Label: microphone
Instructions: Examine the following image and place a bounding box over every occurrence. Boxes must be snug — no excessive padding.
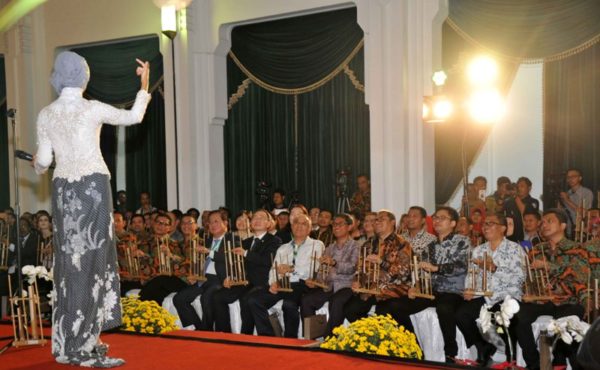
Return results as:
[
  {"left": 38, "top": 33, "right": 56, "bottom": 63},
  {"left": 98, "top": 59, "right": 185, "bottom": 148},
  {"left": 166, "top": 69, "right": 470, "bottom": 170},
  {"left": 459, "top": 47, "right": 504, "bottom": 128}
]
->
[
  {"left": 15, "top": 150, "right": 55, "bottom": 169},
  {"left": 15, "top": 150, "right": 33, "bottom": 162}
]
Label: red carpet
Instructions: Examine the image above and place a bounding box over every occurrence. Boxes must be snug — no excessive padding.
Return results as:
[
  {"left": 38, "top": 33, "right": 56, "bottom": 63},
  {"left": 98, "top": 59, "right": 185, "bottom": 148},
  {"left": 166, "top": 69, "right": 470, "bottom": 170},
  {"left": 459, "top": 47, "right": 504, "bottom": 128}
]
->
[{"left": 0, "top": 324, "right": 468, "bottom": 370}]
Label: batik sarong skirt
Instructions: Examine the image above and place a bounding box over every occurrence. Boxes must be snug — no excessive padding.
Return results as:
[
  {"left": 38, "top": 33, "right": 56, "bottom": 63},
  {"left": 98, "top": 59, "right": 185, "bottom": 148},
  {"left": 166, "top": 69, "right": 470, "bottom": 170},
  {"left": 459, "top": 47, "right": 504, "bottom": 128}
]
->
[{"left": 51, "top": 173, "right": 121, "bottom": 360}]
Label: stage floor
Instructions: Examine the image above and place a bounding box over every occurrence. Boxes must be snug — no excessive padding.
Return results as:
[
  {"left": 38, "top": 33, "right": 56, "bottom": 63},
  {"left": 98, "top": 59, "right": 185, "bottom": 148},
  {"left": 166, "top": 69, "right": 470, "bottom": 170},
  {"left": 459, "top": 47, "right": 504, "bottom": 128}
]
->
[{"left": 0, "top": 323, "right": 471, "bottom": 370}]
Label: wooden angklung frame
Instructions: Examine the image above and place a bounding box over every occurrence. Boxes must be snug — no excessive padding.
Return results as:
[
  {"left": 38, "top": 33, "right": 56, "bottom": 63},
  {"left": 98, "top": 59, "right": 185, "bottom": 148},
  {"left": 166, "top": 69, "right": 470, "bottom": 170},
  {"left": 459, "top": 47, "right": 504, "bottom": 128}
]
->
[
  {"left": 411, "top": 254, "right": 434, "bottom": 299},
  {"left": 155, "top": 235, "right": 172, "bottom": 276},
  {"left": 0, "top": 221, "right": 10, "bottom": 271},
  {"left": 464, "top": 250, "right": 493, "bottom": 297},
  {"left": 224, "top": 239, "right": 248, "bottom": 287},
  {"left": 8, "top": 275, "right": 47, "bottom": 348},
  {"left": 36, "top": 238, "right": 53, "bottom": 270},
  {"left": 121, "top": 240, "right": 142, "bottom": 281},
  {"left": 522, "top": 246, "right": 554, "bottom": 303},
  {"left": 187, "top": 234, "right": 207, "bottom": 282},
  {"left": 271, "top": 254, "right": 292, "bottom": 292},
  {"left": 307, "top": 244, "right": 328, "bottom": 289},
  {"left": 353, "top": 242, "right": 380, "bottom": 295}
]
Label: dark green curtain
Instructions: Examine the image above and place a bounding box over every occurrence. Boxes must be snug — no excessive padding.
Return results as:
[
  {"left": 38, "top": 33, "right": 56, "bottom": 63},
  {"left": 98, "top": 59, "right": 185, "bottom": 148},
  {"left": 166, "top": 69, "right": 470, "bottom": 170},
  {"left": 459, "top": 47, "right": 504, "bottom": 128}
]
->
[
  {"left": 0, "top": 56, "right": 8, "bottom": 209},
  {"left": 71, "top": 36, "right": 166, "bottom": 210},
  {"left": 543, "top": 42, "right": 600, "bottom": 208},
  {"left": 231, "top": 7, "right": 363, "bottom": 89},
  {"left": 125, "top": 88, "right": 167, "bottom": 211},
  {"left": 449, "top": 0, "right": 600, "bottom": 61},
  {"left": 435, "top": 22, "right": 519, "bottom": 205},
  {"left": 225, "top": 8, "right": 369, "bottom": 215}
]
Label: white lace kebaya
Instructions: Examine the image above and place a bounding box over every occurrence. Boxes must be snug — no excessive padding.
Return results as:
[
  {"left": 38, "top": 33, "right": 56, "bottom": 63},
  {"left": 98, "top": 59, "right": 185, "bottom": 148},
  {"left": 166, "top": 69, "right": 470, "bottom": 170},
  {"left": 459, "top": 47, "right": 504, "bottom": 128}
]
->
[{"left": 35, "top": 87, "right": 151, "bottom": 182}]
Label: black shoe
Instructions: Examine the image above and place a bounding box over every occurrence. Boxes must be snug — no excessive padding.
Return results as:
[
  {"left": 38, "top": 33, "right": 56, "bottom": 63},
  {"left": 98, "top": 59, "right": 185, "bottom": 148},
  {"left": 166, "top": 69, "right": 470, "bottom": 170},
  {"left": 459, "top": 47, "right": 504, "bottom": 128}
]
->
[{"left": 476, "top": 342, "right": 496, "bottom": 366}]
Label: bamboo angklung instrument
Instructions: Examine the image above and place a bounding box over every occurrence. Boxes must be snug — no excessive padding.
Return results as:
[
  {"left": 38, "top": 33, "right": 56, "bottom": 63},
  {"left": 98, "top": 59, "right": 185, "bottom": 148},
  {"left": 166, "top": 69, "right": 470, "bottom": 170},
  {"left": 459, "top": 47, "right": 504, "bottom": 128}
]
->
[
  {"left": 224, "top": 238, "right": 248, "bottom": 286},
  {"left": 272, "top": 254, "right": 292, "bottom": 292},
  {"left": 353, "top": 239, "right": 381, "bottom": 295},
  {"left": 522, "top": 246, "right": 554, "bottom": 303},
  {"left": 8, "top": 275, "right": 47, "bottom": 347},
  {"left": 0, "top": 221, "right": 10, "bottom": 270},
  {"left": 188, "top": 236, "right": 207, "bottom": 282},
  {"left": 156, "top": 235, "right": 172, "bottom": 275},
  {"left": 123, "top": 240, "right": 141, "bottom": 280},
  {"left": 411, "top": 254, "right": 434, "bottom": 299},
  {"left": 37, "top": 238, "right": 53, "bottom": 270},
  {"left": 307, "top": 243, "right": 329, "bottom": 289},
  {"left": 464, "top": 249, "right": 493, "bottom": 297}
]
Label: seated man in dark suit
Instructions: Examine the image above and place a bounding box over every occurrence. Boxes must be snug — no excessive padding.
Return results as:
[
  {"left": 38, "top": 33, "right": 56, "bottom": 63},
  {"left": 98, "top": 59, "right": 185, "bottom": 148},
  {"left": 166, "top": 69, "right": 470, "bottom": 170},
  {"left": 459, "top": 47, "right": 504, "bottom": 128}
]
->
[{"left": 213, "top": 209, "right": 282, "bottom": 334}]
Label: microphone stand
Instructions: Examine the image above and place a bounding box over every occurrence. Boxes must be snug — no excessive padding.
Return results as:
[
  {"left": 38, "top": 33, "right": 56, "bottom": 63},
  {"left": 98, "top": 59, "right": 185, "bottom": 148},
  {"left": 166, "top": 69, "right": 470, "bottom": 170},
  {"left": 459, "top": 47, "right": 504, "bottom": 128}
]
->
[{"left": 8, "top": 108, "right": 23, "bottom": 300}]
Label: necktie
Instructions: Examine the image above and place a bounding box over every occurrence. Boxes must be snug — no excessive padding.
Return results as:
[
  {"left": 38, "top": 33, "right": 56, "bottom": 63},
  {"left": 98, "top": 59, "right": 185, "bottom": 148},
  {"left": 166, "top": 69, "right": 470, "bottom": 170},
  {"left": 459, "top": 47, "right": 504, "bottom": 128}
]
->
[{"left": 250, "top": 238, "right": 259, "bottom": 251}]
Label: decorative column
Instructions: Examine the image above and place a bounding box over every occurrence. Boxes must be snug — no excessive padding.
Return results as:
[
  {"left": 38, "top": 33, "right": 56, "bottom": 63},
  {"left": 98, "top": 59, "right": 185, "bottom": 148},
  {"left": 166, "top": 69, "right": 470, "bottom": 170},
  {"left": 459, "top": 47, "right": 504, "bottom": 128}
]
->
[{"left": 356, "top": 0, "right": 446, "bottom": 215}]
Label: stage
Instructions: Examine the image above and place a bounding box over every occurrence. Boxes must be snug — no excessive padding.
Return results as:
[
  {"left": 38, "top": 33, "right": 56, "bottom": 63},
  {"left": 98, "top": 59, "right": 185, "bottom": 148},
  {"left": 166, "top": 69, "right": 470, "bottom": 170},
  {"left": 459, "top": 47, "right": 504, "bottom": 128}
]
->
[{"left": 0, "top": 322, "right": 473, "bottom": 370}]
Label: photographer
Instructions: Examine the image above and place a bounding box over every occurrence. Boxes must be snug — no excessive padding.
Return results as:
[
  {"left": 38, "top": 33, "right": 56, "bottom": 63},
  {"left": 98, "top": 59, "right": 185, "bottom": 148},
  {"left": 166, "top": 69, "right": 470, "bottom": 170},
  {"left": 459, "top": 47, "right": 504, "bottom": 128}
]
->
[{"left": 349, "top": 174, "right": 371, "bottom": 217}]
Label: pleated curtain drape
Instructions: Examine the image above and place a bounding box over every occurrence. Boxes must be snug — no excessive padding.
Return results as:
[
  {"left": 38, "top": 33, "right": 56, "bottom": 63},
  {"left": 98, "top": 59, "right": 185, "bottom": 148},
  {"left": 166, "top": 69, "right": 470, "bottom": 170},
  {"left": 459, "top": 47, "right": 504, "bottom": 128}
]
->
[
  {"left": 437, "top": 0, "right": 600, "bottom": 207},
  {"left": 224, "top": 8, "right": 369, "bottom": 215},
  {"left": 72, "top": 36, "right": 167, "bottom": 211}
]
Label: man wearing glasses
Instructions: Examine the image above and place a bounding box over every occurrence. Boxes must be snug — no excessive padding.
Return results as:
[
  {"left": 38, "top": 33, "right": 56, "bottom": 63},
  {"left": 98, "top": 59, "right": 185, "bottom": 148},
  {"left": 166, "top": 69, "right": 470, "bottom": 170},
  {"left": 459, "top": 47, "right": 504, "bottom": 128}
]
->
[
  {"left": 456, "top": 213, "right": 526, "bottom": 366},
  {"left": 412, "top": 206, "right": 471, "bottom": 364},
  {"left": 344, "top": 210, "right": 411, "bottom": 324},
  {"left": 300, "top": 213, "right": 359, "bottom": 337}
]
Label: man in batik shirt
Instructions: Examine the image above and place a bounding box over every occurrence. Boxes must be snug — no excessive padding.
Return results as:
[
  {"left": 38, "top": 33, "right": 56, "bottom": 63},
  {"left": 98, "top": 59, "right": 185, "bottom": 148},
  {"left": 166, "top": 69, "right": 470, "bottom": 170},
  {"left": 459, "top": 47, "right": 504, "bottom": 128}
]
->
[
  {"left": 344, "top": 210, "right": 411, "bottom": 323},
  {"left": 401, "top": 206, "right": 437, "bottom": 257},
  {"left": 349, "top": 174, "right": 371, "bottom": 218},
  {"left": 456, "top": 213, "right": 526, "bottom": 366},
  {"left": 515, "top": 209, "right": 590, "bottom": 370}
]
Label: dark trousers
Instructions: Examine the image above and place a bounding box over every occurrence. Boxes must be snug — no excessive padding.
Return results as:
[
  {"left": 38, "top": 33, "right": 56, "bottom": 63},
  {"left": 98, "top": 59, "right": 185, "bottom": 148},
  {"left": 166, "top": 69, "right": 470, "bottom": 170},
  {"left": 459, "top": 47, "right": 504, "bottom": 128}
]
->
[
  {"left": 248, "top": 281, "right": 313, "bottom": 338},
  {"left": 515, "top": 302, "right": 584, "bottom": 369},
  {"left": 375, "top": 296, "right": 434, "bottom": 334},
  {"left": 456, "top": 298, "right": 516, "bottom": 360},
  {"left": 377, "top": 292, "right": 463, "bottom": 357},
  {"left": 173, "top": 274, "right": 221, "bottom": 330},
  {"left": 301, "top": 287, "right": 354, "bottom": 337},
  {"left": 139, "top": 275, "right": 187, "bottom": 304},
  {"left": 213, "top": 284, "right": 264, "bottom": 334},
  {"left": 344, "top": 294, "right": 376, "bottom": 323}
]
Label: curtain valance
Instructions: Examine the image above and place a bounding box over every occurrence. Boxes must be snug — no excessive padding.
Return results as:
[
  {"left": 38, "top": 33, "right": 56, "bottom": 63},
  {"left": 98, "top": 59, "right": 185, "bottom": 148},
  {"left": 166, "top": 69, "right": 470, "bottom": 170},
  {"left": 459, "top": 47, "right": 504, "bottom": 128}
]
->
[{"left": 448, "top": 0, "right": 600, "bottom": 63}]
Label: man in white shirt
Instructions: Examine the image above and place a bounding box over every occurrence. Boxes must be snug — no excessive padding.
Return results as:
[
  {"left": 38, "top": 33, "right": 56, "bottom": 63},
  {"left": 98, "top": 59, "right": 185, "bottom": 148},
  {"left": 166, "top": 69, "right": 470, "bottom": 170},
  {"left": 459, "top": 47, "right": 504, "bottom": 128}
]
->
[{"left": 248, "top": 214, "right": 324, "bottom": 337}]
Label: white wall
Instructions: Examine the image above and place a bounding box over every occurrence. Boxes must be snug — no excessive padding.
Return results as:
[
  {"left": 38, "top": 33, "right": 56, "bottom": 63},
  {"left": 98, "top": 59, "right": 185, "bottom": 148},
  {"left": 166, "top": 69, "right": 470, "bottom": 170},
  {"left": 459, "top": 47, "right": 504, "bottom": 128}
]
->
[
  {"left": 1, "top": 0, "right": 165, "bottom": 213},
  {"left": 448, "top": 63, "right": 544, "bottom": 209}
]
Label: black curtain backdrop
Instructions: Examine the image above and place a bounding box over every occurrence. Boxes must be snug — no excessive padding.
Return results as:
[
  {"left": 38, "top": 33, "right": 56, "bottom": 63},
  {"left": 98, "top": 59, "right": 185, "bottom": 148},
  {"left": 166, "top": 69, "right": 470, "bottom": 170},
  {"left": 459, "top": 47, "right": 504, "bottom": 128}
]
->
[
  {"left": 72, "top": 36, "right": 166, "bottom": 211},
  {"left": 543, "top": 42, "right": 600, "bottom": 208},
  {"left": 0, "top": 56, "right": 8, "bottom": 210},
  {"left": 225, "top": 8, "right": 369, "bottom": 215},
  {"left": 435, "top": 22, "right": 518, "bottom": 205}
]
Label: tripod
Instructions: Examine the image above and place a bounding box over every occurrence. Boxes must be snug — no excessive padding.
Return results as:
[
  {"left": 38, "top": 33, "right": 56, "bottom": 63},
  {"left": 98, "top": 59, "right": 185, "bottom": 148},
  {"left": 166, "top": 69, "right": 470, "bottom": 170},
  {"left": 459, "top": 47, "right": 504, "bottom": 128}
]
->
[{"left": 336, "top": 193, "right": 351, "bottom": 214}]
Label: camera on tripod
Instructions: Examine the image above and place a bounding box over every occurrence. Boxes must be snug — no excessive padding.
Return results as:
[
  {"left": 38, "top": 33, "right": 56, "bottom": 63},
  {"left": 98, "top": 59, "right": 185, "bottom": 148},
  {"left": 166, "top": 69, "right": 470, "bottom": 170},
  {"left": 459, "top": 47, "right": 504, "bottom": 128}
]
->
[
  {"left": 336, "top": 168, "right": 350, "bottom": 198},
  {"left": 335, "top": 168, "right": 351, "bottom": 213},
  {"left": 256, "top": 180, "right": 271, "bottom": 209}
]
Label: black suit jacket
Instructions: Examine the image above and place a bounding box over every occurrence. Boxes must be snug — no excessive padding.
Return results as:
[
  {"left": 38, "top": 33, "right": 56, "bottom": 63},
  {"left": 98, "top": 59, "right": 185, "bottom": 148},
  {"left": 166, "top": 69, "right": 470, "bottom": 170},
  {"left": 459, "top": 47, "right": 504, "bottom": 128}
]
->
[
  {"left": 242, "top": 233, "right": 282, "bottom": 287},
  {"left": 8, "top": 231, "right": 39, "bottom": 267}
]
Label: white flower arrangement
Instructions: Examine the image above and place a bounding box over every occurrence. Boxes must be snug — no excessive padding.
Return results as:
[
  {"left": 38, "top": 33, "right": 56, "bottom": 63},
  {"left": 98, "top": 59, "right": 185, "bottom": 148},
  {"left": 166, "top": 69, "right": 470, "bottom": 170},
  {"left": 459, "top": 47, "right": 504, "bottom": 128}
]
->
[
  {"left": 478, "top": 295, "right": 520, "bottom": 335},
  {"left": 477, "top": 295, "right": 521, "bottom": 365},
  {"left": 21, "top": 264, "right": 55, "bottom": 304},
  {"left": 546, "top": 315, "right": 589, "bottom": 345},
  {"left": 21, "top": 265, "right": 53, "bottom": 284}
]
